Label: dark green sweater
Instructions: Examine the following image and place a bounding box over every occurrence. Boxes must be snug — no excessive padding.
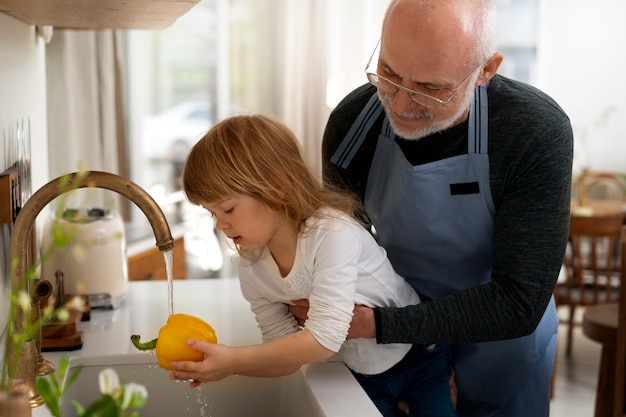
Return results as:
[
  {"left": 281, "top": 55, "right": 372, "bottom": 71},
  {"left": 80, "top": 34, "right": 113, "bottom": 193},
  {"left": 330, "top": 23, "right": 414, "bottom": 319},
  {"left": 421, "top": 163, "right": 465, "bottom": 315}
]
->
[{"left": 322, "top": 75, "right": 573, "bottom": 345}]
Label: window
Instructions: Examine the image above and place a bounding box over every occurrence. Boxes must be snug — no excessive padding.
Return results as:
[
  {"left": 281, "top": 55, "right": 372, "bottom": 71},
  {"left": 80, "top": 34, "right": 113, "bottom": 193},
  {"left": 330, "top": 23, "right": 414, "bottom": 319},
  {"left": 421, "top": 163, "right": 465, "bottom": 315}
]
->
[{"left": 122, "top": 0, "right": 534, "bottom": 277}]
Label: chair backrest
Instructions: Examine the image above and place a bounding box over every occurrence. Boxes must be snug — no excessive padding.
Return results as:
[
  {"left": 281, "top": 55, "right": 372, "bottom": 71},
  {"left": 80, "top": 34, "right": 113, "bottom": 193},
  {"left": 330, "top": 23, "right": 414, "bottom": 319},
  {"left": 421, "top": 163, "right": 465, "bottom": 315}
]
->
[
  {"left": 561, "top": 214, "right": 625, "bottom": 307},
  {"left": 587, "top": 173, "right": 626, "bottom": 201},
  {"left": 613, "top": 225, "right": 626, "bottom": 417},
  {"left": 573, "top": 171, "right": 626, "bottom": 204}
]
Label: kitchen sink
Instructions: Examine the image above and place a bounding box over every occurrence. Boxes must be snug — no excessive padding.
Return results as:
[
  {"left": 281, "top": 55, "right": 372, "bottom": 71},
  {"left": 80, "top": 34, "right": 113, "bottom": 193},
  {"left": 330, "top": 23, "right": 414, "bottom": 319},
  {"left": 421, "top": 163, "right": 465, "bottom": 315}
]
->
[{"left": 61, "top": 353, "right": 382, "bottom": 417}]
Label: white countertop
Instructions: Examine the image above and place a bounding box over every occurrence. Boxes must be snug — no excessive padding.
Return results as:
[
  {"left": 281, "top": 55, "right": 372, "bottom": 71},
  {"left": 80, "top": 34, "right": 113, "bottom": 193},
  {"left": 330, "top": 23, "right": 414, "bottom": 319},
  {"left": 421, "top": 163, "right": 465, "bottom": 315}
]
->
[
  {"left": 43, "top": 277, "right": 262, "bottom": 360},
  {"left": 34, "top": 278, "right": 262, "bottom": 416}
]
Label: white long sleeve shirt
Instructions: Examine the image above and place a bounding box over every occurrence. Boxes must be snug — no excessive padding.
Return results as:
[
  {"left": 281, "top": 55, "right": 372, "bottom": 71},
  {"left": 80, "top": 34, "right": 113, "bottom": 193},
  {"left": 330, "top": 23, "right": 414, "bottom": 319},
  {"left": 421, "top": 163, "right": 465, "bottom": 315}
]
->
[{"left": 238, "top": 209, "right": 420, "bottom": 375}]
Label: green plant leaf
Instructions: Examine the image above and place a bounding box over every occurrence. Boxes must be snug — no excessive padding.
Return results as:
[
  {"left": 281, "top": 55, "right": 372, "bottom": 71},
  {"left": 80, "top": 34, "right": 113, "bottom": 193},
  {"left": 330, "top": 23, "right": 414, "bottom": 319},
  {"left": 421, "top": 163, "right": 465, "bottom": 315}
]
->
[
  {"left": 71, "top": 399, "right": 86, "bottom": 415},
  {"left": 66, "top": 365, "right": 84, "bottom": 388},
  {"left": 37, "top": 355, "right": 85, "bottom": 417},
  {"left": 79, "top": 395, "right": 120, "bottom": 417},
  {"left": 36, "top": 377, "right": 61, "bottom": 417},
  {"left": 49, "top": 356, "right": 68, "bottom": 393}
]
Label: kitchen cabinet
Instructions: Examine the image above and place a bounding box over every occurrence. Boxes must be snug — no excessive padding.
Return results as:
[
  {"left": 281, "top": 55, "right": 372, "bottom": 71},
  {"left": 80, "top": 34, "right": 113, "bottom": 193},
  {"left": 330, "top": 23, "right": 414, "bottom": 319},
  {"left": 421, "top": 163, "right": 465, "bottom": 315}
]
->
[
  {"left": 0, "top": 0, "right": 199, "bottom": 30},
  {"left": 127, "top": 235, "right": 186, "bottom": 281}
]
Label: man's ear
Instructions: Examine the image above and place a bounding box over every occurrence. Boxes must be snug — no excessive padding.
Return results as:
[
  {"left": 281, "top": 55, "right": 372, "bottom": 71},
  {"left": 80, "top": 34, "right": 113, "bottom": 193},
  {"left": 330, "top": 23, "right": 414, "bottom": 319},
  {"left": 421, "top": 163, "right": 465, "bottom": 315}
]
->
[{"left": 477, "top": 52, "right": 504, "bottom": 85}]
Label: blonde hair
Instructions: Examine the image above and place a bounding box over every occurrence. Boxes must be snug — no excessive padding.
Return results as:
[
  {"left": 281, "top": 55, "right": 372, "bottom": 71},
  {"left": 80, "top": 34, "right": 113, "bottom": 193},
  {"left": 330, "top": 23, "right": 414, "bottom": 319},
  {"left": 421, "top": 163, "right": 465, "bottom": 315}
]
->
[{"left": 182, "top": 114, "right": 365, "bottom": 233}]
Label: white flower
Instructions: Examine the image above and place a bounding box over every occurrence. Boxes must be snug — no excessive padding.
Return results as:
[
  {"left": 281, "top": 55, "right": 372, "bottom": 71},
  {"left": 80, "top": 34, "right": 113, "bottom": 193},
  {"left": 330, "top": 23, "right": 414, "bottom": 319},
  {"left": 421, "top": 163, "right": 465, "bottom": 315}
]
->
[
  {"left": 120, "top": 382, "right": 148, "bottom": 410},
  {"left": 98, "top": 368, "right": 120, "bottom": 396},
  {"left": 64, "top": 295, "right": 87, "bottom": 312},
  {"left": 56, "top": 308, "right": 69, "bottom": 322},
  {"left": 17, "top": 290, "right": 31, "bottom": 311},
  {"left": 43, "top": 296, "right": 57, "bottom": 316},
  {"left": 96, "top": 368, "right": 147, "bottom": 412}
]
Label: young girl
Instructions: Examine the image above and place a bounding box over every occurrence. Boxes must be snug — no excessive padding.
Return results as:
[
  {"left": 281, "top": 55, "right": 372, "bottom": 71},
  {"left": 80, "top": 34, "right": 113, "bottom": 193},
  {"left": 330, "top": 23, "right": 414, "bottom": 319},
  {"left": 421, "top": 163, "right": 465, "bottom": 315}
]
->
[{"left": 173, "top": 114, "right": 456, "bottom": 417}]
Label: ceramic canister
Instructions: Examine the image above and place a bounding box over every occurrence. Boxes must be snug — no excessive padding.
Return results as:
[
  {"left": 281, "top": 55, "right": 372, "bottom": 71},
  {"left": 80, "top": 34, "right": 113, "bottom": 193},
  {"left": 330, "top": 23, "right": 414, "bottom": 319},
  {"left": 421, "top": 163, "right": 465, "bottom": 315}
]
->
[{"left": 40, "top": 208, "right": 128, "bottom": 309}]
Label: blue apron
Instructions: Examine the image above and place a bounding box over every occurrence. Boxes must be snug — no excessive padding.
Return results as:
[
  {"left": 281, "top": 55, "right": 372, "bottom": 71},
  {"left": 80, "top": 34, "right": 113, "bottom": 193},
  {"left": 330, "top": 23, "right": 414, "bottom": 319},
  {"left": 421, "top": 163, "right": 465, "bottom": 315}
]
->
[{"left": 331, "top": 86, "right": 558, "bottom": 417}]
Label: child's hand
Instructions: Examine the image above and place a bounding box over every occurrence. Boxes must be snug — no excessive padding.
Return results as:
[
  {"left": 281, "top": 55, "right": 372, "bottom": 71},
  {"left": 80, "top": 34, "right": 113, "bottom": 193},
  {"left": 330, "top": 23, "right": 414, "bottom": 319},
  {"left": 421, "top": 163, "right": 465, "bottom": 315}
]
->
[{"left": 168, "top": 338, "right": 235, "bottom": 387}]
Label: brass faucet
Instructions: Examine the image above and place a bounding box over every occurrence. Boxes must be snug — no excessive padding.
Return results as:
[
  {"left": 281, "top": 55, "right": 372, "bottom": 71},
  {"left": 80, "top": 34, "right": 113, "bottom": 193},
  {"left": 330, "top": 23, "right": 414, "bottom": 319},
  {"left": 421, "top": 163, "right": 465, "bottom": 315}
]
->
[{"left": 8, "top": 171, "right": 175, "bottom": 407}]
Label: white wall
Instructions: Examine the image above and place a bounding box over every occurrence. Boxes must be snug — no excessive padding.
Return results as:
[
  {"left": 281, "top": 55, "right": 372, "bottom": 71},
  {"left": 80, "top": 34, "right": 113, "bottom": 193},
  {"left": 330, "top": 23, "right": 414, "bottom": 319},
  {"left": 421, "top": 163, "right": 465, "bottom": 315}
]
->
[
  {"left": 536, "top": 0, "right": 626, "bottom": 175},
  {"left": 0, "top": 14, "right": 49, "bottom": 190},
  {"left": 0, "top": 13, "right": 49, "bottom": 354},
  {"left": 325, "top": 0, "right": 391, "bottom": 109}
]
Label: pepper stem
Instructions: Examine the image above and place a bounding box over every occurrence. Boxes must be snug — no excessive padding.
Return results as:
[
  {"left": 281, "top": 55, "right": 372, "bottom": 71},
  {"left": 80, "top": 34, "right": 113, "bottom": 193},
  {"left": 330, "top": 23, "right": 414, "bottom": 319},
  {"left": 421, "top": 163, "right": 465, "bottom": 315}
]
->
[{"left": 130, "top": 334, "right": 158, "bottom": 351}]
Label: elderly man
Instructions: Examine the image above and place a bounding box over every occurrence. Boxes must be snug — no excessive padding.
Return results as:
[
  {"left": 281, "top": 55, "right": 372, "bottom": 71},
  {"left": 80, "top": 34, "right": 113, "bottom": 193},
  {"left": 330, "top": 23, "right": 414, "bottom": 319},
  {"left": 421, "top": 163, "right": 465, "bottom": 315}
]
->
[{"left": 295, "top": 0, "right": 573, "bottom": 416}]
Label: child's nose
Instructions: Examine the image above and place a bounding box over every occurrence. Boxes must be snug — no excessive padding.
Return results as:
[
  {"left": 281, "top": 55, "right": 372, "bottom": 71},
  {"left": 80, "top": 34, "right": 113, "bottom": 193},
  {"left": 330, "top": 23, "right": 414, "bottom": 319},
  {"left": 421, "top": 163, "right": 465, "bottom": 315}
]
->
[{"left": 215, "top": 218, "right": 228, "bottom": 231}]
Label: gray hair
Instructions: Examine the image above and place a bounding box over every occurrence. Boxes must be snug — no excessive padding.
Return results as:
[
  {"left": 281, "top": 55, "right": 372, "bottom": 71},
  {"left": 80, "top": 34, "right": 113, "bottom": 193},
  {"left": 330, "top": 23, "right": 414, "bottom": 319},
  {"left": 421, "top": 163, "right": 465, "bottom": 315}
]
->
[{"left": 473, "top": 0, "right": 498, "bottom": 66}]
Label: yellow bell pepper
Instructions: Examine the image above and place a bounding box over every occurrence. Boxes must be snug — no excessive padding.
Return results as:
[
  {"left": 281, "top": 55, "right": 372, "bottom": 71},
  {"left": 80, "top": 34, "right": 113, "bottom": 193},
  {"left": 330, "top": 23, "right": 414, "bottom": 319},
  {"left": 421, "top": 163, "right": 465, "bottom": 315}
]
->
[{"left": 130, "top": 313, "right": 217, "bottom": 370}]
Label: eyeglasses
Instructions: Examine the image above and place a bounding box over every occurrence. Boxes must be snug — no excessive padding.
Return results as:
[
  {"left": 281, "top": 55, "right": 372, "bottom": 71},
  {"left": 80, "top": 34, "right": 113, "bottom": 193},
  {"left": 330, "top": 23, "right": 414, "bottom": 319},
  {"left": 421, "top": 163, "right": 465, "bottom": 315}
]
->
[{"left": 365, "top": 39, "right": 482, "bottom": 108}]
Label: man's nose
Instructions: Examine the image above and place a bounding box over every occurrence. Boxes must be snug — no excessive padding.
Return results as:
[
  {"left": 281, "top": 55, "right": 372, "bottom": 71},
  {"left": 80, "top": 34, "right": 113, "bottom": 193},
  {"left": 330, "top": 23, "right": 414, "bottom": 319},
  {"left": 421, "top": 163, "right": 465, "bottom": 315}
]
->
[{"left": 390, "top": 88, "right": 418, "bottom": 113}]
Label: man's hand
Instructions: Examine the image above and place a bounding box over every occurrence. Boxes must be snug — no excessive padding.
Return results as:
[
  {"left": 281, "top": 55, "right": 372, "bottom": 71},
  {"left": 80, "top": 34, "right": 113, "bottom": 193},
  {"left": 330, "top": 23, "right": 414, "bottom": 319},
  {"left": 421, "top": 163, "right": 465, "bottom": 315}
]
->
[
  {"left": 288, "top": 300, "right": 377, "bottom": 339},
  {"left": 289, "top": 299, "right": 309, "bottom": 326},
  {"left": 348, "top": 304, "right": 376, "bottom": 339}
]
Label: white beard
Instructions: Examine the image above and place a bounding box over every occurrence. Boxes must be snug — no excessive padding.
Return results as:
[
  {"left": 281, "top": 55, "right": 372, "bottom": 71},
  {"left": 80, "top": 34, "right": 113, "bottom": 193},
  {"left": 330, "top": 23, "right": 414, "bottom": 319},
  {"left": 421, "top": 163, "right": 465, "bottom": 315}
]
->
[{"left": 380, "top": 75, "right": 479, "bottom": 141}]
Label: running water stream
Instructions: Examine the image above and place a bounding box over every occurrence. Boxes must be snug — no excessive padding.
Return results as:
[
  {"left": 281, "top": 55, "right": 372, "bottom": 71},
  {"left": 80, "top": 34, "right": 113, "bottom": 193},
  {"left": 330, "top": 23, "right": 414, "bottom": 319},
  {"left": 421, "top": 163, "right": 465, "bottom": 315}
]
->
[{"left": 164, "top": 249, "right": 175, "bottom": 316}]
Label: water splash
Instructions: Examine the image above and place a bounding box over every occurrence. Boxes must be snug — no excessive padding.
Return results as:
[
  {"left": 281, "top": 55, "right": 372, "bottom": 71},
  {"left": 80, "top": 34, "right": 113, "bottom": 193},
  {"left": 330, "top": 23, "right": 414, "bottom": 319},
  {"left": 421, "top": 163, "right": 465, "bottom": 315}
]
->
[{"left": 195, "top": 385, "right": 212, "bottom": 417}]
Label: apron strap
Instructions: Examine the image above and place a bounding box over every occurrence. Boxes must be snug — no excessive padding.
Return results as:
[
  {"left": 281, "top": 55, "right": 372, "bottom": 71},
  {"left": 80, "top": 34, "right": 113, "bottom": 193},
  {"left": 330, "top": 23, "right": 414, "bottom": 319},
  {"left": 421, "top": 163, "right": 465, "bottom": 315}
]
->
[
  {"left": 331, "top": 93, "right": 383, "bottom": 169},
  {"left": 382, "top": 115, "right": 394, "bottom": 139},
  {"left": 468, "top": 83, "right": 488, "bottom": 155}
]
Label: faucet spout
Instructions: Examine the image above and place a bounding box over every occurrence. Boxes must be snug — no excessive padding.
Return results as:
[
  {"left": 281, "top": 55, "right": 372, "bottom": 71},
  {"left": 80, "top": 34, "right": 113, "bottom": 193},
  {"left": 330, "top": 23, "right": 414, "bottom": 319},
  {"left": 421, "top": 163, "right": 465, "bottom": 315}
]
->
[{"left": 8, "top": 170, "right": 175, "bottom": 407}]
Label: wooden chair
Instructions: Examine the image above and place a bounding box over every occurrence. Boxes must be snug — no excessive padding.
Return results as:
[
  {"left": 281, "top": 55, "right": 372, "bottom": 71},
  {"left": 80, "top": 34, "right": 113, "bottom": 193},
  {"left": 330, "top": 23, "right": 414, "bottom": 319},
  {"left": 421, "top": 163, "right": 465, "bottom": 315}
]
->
[
  {"left": 555, "top": 213, "right": 624, "bottom": 356},
  {"left": 582, "top": 225, "right": 626, "bottom": 417}
]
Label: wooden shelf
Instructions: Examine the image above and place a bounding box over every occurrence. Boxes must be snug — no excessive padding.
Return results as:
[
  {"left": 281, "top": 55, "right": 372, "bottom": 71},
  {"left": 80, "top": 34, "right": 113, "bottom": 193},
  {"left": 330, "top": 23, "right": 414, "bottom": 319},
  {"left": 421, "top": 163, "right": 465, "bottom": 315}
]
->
[
  {"left": 0, "top": 165, "right": 18, "bottom": 224},
  {"left": 0, "top": 0, "right": 200, "bottom": 30}
]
